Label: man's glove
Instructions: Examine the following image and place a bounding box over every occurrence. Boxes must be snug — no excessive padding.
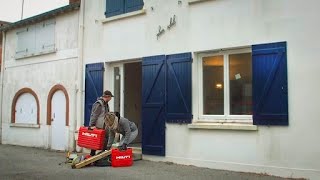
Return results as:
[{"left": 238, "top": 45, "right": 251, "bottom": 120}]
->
[
  {"left": 88, "top": 126, "right": 96, "bottom": 130},
  {"left": 119, "top": 143, "right": 127, "bottom": 151}
]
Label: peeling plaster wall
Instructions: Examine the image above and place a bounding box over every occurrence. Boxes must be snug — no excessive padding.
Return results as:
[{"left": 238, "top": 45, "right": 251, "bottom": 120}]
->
[{"left": 1, "top": 11, "right": 79, "bottom": 150}]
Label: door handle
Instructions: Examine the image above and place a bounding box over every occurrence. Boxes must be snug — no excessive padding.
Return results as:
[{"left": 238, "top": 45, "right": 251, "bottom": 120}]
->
[{"left": 52, "top": 113, "right": 55, "bottom": 121}]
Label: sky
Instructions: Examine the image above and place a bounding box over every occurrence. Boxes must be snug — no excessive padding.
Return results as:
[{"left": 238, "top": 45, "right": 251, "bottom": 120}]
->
[{"left": 0, "top": 0, "right": 69, "bottom": 22}]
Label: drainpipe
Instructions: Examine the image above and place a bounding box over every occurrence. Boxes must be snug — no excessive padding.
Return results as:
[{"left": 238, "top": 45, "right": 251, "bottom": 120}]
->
[
  {"left": 0, "top": 31, "right": 6, "bottom": 144},
  {"left": 74, "top": 0, "right": 85, "bottom": 152}
]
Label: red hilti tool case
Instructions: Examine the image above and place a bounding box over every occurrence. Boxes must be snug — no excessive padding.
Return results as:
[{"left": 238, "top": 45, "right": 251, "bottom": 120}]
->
[
  {"left": 111, "top": 148, "right": 133, "bottom": 167},
  {"left": 77, "top": 126, "right": 106, "bottom": 150}
]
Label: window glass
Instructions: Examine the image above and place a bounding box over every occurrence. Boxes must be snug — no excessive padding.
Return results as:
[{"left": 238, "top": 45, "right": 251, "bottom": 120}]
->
[
  {"left": 203, "top": 55, "right": 224, "bottom": 115},
  {"left": 229, "top": 53, "right": 252, "bottom": 115},
  {"left": 201, "top": 51, "right": 252, "bottom": 118}
]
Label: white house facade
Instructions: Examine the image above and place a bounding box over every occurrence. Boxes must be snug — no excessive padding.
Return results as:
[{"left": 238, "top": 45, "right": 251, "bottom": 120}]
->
[
  {"left": 79, "top": 0, "right": 320, "bottom": 179},
  {"left": 0, "top": 3, "right": 81, "bottom": 151}
]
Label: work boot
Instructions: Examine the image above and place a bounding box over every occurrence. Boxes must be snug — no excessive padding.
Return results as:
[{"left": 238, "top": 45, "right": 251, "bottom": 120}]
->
[{"left": 90, "top": 150, "right": 96, "bottom": 156}]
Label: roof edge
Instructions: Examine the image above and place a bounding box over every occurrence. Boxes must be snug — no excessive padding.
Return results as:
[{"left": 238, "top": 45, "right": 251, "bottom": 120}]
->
[
  {"left": 0, "top": 2, "right": 80, "bottom": 32},
  {"left": 0, "top": 20, "right": 11, "bottom": 24}
]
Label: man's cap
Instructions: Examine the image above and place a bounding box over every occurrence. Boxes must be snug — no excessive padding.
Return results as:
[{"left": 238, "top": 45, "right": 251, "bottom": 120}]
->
[{"left": 103, "top": 90, "right": 114, "bottom": 97}]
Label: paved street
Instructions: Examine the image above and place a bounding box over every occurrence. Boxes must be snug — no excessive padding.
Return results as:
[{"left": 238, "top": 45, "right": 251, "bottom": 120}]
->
[{"left": 0, "top": 144, "right": 301, "bottom": 180}]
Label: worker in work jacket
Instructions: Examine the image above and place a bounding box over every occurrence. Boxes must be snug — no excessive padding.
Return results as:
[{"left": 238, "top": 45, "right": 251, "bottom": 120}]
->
[
  {"left": 88, "top": 90, "right": 114, "bottom": 156},
  {"left": 104, "top": 112, "right": 138, "bottom": 151}
]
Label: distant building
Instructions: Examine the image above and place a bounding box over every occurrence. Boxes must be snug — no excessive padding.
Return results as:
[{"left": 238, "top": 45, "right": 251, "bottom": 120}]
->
[{"left": 0, "top": 2, "right": 80, "bottom": 151}]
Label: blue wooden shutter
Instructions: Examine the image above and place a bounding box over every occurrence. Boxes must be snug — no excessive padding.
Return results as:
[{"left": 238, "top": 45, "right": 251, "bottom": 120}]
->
[
  {"left": 142, "top": 55, "right": 166, "bottom": 156},
  {"left": 105, "top": 0, "right": 125, "bottom": 18},
  {"left": 84, "top": 63, "right": 104, "bottom": 126},
  {"left": 125, "top": 0, "right": 144, "bottom": 13},
  {"left": 166, "top": 52, "right": 192, "bottom": 123},
  {"left": 252, "top": 42, "right": 288, "bottom": 126}
]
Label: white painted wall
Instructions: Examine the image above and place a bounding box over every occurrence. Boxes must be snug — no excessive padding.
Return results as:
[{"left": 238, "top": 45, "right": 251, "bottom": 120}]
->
[
  {"left": 82, "top": 0, "right": 320, "bottom": 179},
  {"left": 1, "top": 11, "right": 79, "bottom": 150}
]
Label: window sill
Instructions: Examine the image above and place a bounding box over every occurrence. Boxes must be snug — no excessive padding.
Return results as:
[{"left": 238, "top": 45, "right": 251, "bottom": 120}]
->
[
  {"left": 101, "top": 9, "right": 146, "bottom": 24},
  {"left": 188, "top": 123, "right": 258, "bottom": 131},
  {"left": 10, "top": 123, "right": 40, "bottom": 128},
  {"left": 15, "top": 49, "right": 56, "bottom": 60},
  {"left": 188, "top": 0, "right": 215, "bottom": 5}
]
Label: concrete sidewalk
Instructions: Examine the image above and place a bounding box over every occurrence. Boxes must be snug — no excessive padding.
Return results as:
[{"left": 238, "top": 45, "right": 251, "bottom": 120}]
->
[{"left": 0, "top": 144, "right": 302, "bottom": 180}]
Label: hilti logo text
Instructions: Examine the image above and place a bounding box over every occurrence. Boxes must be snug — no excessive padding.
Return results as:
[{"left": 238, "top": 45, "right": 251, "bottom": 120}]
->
[
  {"left": 82, "top": 132, "right": 97, "bottom": 138},
  {"left": 115, "top": 155, "right": 131, "bottom": 160}
]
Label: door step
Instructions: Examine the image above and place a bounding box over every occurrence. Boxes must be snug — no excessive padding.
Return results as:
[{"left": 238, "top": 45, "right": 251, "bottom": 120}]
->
[{"left": 130, "top": 146, "right": 142, "bottom": 161}]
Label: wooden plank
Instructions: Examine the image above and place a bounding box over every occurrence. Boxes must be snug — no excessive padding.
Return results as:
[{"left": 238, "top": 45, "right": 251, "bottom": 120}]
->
[{"left": 72, "top": 150, "right": 111, "bottom": 169}]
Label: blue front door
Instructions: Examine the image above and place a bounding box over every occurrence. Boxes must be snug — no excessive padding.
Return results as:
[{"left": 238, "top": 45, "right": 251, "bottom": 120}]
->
[
  {"left": 84, "top": 63, "right": 104, "bottom": 126},
  {"left": 142, "top": 55, "right": 166, "bottom": 156},
  {"left": 142, "top": 53, "right": 192, "bottom": 156}
]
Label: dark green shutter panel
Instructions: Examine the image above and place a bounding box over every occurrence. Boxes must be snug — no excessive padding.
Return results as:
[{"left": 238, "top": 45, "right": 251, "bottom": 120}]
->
[
  {"left": 252, "top": 42, "right": 288, "bottom": 126},
  {"left": 125, "top": 0, "right": 144, "bottom": 13},
  {"left": 105, "top": 0, "right": 125, "bottom": 17}
]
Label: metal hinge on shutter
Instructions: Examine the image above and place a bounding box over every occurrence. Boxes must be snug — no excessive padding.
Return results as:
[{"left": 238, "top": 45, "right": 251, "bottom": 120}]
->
[
  {"left": 16, "top": 48, "right": 27, "bottom": 54},
  {"left": 45, "top": 20, "right": 56, "bottom": 26},
  {"left": 16, "top": 27, "right": 28, "bottom": 34}
]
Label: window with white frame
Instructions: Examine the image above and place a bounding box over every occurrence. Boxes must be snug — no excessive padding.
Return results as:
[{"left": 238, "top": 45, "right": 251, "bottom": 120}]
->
[{"left": 199, "top": 49, "right": 252, "bottom": 121}]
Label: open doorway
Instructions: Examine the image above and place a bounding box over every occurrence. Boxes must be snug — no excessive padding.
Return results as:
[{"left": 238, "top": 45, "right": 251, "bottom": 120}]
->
[{"left": 124, "top": 62, "right": 142, "bottom": 145}]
